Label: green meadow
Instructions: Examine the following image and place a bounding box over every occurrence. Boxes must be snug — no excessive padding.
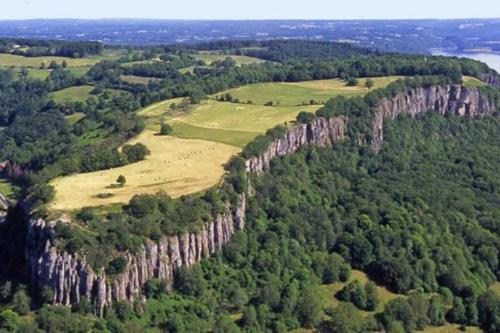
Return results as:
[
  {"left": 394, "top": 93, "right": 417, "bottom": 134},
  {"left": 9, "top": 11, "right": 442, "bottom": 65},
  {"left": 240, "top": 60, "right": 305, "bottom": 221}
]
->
[
  {"left": 218, "top": 76, "right": 401, "bottom": 106},
  {"left": 0, "top": 53, "right": 99, "bottom": 68}
]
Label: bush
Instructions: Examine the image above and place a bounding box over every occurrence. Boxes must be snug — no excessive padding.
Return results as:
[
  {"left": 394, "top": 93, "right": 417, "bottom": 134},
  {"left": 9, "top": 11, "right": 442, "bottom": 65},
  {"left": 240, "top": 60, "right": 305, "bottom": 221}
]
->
[
  {"left": 346, "top": 77, "right": 359, "bottom": 86},
  {"left": 296, "top": 111, "right": 315, "bottom": 124},
  {"left": 106, "top": 256, "right": 128, "bottom": 275},
  {"left": 160, "top": 123, "right": 173, "bottom": 135}
]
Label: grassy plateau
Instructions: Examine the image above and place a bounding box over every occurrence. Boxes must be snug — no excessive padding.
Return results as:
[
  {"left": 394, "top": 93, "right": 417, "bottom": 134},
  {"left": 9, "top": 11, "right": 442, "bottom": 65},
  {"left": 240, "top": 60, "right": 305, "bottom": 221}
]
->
[{"left": 51, "top": 77, "right": 397, "bottom": 210}]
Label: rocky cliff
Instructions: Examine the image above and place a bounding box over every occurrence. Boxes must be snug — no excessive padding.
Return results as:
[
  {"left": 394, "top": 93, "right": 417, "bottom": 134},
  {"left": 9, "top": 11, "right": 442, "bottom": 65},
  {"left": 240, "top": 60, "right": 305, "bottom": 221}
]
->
[
  {"left": 372, "top": 85, "right": 496, "bottom": 150},
  {"left": 246, "top": 116, "right": 347, "bottom": 174},
  {"left": 481, "top": 74, "right": 500, "bottom": 88},
  {"left": 23, "top": 84, "right": 496, "bottom": 314},
  {"left": 0, "top": 192, "right": 9, "bottom": 224},
  {"left": 26, "top": 193, "right": 246, "bottom": 315}
]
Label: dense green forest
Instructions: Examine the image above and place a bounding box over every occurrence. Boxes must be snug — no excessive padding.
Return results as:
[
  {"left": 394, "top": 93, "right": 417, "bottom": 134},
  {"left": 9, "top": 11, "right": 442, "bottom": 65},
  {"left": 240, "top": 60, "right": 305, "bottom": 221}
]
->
[{"left": 2, "top": 107, "right": 500, "bottom": 332}]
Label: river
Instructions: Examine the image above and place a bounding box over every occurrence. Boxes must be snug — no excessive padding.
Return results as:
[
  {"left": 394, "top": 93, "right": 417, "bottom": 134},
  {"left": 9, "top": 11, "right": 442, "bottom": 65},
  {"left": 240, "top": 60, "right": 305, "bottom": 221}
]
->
[{"left": 432, "top": 51, "right": 500, "bottom": 73}]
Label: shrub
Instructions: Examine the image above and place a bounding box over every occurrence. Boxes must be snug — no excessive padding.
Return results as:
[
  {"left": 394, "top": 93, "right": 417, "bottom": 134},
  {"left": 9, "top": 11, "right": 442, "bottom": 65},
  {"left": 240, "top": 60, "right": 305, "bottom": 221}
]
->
[
  {"left": 160, "top": 123, "right": 173, "bottom": 135},
  {"left": 106, "top": 256, "right": 128, "bottom": 275}
]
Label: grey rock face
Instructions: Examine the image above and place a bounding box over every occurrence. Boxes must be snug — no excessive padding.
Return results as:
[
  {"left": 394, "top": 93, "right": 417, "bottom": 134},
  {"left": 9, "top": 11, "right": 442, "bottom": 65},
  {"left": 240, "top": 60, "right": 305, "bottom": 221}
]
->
[
  {"left": 0, "top": 192, "right": 9, "bottom": 211},
  {"left": 481, "top": 74, "right": 500, "bottom": 88},
  {"left": 246, "top": 116, "right": 347, "bottom": 174},
  {"left": 372, "top": 85, "right": 496, "bottom": 150},
  {"left": 26, "top": 194, "right": 246, "bottom": 315},
  {"left": 0, "top": 192, "right": 9, "bottom": 224}
]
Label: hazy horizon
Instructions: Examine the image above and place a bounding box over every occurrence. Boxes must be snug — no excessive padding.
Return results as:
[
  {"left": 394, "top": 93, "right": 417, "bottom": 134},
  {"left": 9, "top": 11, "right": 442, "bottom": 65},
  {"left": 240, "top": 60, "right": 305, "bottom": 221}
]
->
[{"left": 2, "top": 0, "right": 500, "bottom": 20}]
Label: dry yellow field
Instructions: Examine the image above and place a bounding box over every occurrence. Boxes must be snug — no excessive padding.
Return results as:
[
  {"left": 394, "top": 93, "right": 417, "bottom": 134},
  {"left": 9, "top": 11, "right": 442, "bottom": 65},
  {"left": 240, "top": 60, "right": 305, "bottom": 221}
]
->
[{"left": 50, "top": 130, "right": 239, "bottom": 210}]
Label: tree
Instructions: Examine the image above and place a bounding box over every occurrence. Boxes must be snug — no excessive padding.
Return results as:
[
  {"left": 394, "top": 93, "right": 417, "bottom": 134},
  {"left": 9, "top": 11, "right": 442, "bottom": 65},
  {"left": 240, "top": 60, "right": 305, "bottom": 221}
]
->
[
  {"left": 48, "top": 60, "right": 58, "bottom": 69},
  {"left": 175, "top": 265, "right": 207, "bottom": 297},
  {"left": 296, "top": 287, "right": 322, "bottom": 328},
  {"left": 477, "top": 293, "right": 500, "bottom": 332},
  {"left": 346, "top": 77, "right": 359, "bottom": 86},
  {"left": 447, "top": 297, "right": 466, "bottom": 324},
  {"left": 365, "top": 78, "right": 375, "bottom": 89},
  {"left": 365, "top": 281, "right": 379, "bottom": 311},
  {"left": 321, "top": 303, "right": 364, "bottom": 333},
  {"left": 11, "top": 286, "right": 31, "bottom": 315},
  {"left": 0, "top": 310, "right": 21, "bottom": 331},
  {"left": 106, "top": 256, "right": 128, "bottom": 275},
  {"left": 160, "top": 123, "right": 173, "bottom": 136},
  {"left": 427, "top": 296, "right": 446, "bottom": 326},
  {"left": 381, "top": 298, "right": 416, "bottom": 333},
  {"left": 117, "top": 175, "right": 126, "bottom": 186},
  {"left": 337, "top": 280, "right": 367, "bottom": 310},
  {"left": 122, "top": 143, "right": 151, "bottom": 163},
  {"left": 62, "top": 60, "right": 68, "bottom": 68},
  {"left": 296, "top": 111, "right": 315, "bottom": 124}
]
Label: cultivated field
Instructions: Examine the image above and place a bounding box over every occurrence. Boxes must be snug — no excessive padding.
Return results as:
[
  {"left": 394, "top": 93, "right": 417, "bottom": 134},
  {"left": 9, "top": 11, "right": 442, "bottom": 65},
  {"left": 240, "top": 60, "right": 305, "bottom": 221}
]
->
[
  {"left": 51, "top": 130, "right": 240, "bottom": 210},
  {"left": 51, "top": 77, "right": 397, "bottom": 210}
]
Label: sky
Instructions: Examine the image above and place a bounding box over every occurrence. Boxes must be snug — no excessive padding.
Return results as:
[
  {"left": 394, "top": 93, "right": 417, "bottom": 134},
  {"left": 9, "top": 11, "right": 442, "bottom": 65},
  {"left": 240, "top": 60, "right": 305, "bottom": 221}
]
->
[{"left": 1, "top": 0, "right": 499, "bottom": 20}]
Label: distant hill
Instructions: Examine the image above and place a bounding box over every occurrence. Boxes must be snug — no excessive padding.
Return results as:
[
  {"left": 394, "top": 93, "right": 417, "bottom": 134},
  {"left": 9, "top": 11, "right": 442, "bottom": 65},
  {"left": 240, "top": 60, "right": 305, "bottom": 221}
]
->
[{"left": 0, "top": 18, "right": 499, "bottom": 54}]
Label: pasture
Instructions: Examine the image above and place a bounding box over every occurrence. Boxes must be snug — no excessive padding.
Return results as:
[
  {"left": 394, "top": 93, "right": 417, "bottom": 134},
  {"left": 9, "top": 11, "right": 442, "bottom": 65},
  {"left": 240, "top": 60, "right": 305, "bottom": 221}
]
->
[
  {"left": 50, "top": 130, "right": 239, "bottom": 210},
  {"left": 171, "top": 100, "right": 318, "bottom": 133},
  {"left": 0, "top": 53, "right": 99, "bottom": 68},
  {"left": 50, "top": 85, "right": 129, "bottom": 104},
  {"left": 218, "top": 76, "right": 401, "bottom": 106},
  {"left": 49, "top": 85, "right": 95, "bottom": 103}
]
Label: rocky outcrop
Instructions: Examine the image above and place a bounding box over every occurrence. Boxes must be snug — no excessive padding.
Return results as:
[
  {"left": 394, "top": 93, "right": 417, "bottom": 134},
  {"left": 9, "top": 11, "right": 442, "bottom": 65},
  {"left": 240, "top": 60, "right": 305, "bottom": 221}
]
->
[
  {"left": 372, "top": 85, "right": 496, "bottom": 150},
  {"left": 481, "top": 74, "right": 500, "bottom": 88},
  {"left": 26, "top": 193, "right": 246, "bottom": 315},
  {"left": 0, "top": 192, "right": 9, "bottom": 224},
  {"left": 0, "top": 193, "right": 9, "bottom": 211},
  {"left": 246, "top": 116, "right": 347, "bottom": 174}
]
